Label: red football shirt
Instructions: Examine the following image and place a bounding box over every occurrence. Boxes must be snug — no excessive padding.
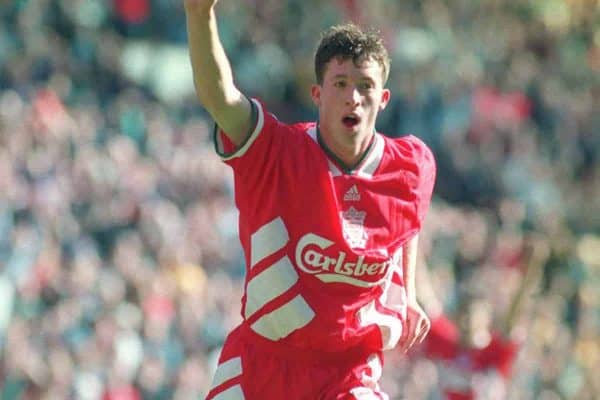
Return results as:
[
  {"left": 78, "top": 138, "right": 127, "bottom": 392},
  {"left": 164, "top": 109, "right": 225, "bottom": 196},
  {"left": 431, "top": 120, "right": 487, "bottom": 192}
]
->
[{"left": 214, "top": 99, "right": 436, "bottom": 355}]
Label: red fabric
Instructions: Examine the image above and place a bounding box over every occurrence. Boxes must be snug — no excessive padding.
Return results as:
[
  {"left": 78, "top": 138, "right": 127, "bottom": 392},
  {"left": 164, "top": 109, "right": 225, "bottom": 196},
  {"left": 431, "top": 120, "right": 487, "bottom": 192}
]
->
[
  {"left": 102, "top": 385, "right": 141, "bottom": 400},
  {"left": 214, "top": 98, "right": 436, "bottom": 354},
  {"left": 422, "top": 314, "right": 520, "bottom": 399},
  {"left": 423, "top": 314, "right": 460, "bottom": 360},
  {"left": 207, "top": 327, "right": 386, "bottom": 400},
  {"left": 113, "top": 0, "right": 150, "bottom": 24},
  {"left": 424, "top": 314, "right": 519, "bottom": 375},
  {"left": 471, "top": 333, "right": 519, "bottom": 378},
  {"left": 444, "top": 391, "right": 474, "bottom": 400},
  {"left": 210, "top": 98, "right": 436, "bottom": 397},
  {"left": 218, "top": 130, "right": 237, "bottom": 154}
]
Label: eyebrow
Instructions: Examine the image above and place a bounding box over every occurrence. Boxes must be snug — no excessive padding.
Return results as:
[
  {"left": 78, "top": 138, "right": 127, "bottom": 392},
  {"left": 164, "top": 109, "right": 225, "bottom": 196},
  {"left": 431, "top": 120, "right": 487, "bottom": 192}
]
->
[{"left": 331, "top": 74, "right": 376, "bottom": 83}]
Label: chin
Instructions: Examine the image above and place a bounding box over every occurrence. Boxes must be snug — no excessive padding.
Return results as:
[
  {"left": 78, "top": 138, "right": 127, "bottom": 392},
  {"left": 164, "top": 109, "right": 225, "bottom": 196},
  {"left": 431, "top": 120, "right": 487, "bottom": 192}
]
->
[
  {"left": 340, "top": 128, "right": 361, "bottom": 139},
  {"left": 352, "top": 125, "right": 370, "bottom": 138}
]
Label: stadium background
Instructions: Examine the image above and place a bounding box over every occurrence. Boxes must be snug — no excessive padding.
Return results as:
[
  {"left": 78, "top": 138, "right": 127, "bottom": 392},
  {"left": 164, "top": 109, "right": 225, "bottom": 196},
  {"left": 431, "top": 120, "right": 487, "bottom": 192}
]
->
[{"left": 0, "top": 0, "right": 598, "bottom": 399}]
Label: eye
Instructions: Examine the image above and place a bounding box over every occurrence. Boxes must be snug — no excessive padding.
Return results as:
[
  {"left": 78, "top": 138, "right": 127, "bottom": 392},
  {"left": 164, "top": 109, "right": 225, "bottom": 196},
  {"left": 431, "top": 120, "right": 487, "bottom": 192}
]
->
[
  {"left": 358, "top": 81, "right": 374, "bottom": 90},
  {"left": 334, "top": 80, "right": 347, "bottom": 88}
]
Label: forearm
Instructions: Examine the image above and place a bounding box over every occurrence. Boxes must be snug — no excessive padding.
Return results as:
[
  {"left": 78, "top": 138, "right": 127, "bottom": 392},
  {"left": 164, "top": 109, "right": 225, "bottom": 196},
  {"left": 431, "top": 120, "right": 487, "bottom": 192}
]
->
[
  {"left": 402, "top": 235, "right": 419, "bottom": 304},
  {"left": 415, "top": 257, "right": 443, "bottom": 317},
  {"left": 399, "top": 234, "right": 431, "bottom": 352},
  {"left": 185, "top": 4, "right": 250, "bottom": 143},
  {"left": 186, "top": 8, "right": 236, "bottom": 108}
]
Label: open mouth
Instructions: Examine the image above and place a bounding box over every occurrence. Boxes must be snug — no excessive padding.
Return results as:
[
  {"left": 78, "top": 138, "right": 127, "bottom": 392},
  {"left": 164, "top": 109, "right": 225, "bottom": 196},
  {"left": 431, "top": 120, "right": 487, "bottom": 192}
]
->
[{"left": 342, "top": 115, "right": 360, "bottom": 128}]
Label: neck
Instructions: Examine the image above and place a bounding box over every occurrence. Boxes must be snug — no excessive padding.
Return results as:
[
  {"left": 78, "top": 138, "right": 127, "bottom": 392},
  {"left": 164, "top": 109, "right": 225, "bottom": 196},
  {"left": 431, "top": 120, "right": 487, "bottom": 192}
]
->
[{"left": 317, "top": 126, "right": 374, "bottom": 171}]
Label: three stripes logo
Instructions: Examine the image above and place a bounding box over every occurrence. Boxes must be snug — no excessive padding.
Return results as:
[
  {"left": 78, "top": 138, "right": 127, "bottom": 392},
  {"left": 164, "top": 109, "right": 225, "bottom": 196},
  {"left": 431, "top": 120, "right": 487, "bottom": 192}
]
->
[{"left": 344, "top": 185, "right": 360, "bottom": 201}]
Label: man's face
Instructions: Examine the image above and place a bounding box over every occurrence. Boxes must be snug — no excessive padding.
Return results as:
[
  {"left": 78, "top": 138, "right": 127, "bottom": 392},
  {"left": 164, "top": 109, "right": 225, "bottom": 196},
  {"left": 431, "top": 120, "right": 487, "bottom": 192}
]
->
[{"left": 311, "top": 57, "right": 390, "bottom": 151}]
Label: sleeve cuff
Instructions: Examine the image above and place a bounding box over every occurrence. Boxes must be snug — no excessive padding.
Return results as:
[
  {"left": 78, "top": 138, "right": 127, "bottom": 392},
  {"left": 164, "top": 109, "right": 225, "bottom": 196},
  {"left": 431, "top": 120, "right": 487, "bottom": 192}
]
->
[{"left": 213, "top": 98, "right": 264, "bottom": 160}]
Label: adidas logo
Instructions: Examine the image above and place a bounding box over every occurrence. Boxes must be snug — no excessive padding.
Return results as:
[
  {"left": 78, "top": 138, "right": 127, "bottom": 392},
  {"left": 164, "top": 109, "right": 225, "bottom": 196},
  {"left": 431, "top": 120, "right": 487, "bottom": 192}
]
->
[{"left": 344, "top": 185, "right": 360, "bottom": 201}]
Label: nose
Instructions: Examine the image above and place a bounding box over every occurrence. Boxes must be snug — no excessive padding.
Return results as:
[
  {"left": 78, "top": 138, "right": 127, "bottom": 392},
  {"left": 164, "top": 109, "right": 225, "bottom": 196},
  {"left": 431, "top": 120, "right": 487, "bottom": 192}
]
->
[{"left": 345, "top": 87, "right": 361, "bottom": 106}]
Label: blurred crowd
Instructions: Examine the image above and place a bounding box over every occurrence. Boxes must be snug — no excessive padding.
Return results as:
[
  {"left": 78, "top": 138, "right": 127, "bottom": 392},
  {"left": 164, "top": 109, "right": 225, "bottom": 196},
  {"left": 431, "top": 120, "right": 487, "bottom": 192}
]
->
[{"left": 0, "top": 0, "right": 598, "bottom": 399}]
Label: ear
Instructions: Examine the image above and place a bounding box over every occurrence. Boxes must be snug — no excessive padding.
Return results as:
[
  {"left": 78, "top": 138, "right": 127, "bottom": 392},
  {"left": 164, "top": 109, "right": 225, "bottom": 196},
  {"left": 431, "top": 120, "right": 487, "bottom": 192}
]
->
[
  {"left": 379, "top": 88, "right": 391, "bottom": 111},
  {"left": 311, "top": 84, "right": 321, "bottom": 107}
]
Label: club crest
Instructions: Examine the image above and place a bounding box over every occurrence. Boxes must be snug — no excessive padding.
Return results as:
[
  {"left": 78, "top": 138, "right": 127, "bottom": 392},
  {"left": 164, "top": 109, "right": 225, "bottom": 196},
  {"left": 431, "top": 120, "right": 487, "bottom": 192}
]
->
[{"left": 341, "top": 207, "right": 368, "bottom": 248}]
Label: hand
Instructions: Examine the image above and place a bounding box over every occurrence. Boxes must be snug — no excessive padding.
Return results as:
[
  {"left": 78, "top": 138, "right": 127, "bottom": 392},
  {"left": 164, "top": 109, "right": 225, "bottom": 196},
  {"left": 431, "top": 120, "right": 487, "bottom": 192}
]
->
[
  {"left": 183, "top": 0, "right": 218, "bottom": 14},
  {"left": 398, "top": 300, "right": 430, "bottom": 353}
]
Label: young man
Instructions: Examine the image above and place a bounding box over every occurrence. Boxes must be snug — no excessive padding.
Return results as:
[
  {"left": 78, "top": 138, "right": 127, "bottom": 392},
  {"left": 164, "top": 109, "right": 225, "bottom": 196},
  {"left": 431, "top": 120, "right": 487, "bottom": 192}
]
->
[{"left": 184, "top": 1, "right": 436, "bottom": 399}]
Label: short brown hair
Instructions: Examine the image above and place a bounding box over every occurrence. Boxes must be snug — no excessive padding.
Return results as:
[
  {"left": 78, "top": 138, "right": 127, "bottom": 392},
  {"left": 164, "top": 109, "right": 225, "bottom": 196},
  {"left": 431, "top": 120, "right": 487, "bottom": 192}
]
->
[{"left": 314, "top": 23, "right": 391, "bottom": 85}]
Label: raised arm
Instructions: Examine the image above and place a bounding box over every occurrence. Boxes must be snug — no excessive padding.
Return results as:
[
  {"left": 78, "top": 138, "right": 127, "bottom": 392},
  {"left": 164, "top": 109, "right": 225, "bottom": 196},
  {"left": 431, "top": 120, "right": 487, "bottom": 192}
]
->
[{"left": 184, "top": 0, "right": 252, "bottom": 146}]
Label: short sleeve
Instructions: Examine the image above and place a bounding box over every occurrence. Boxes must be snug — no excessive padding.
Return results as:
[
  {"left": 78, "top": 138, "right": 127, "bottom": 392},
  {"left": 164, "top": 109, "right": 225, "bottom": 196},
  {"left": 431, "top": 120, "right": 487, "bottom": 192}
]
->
[
  {"left": 404, "top": 135, "right": 437, "bottom": 225},
  {"left": 212, "top": 98, "right": 285, "bottom": 180},
  {"left": 408, "top": 136, "right": 436, "bottom": 224}
]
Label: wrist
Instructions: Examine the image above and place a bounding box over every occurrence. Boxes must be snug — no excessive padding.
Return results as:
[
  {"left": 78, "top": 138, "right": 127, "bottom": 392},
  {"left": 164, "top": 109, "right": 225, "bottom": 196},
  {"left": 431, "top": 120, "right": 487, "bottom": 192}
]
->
[
  {"left": 405, "top": 287, "right": 417, "bottom": 304},
  {"left": 406, "top": 295, "right": 418, "bottom": 305},
  {"left": 184, "top": 3, "right": 215, "bottom": 18}
]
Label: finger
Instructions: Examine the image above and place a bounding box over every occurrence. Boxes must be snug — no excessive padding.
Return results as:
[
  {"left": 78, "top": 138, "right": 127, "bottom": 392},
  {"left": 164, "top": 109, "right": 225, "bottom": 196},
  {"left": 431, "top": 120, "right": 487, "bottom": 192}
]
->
[
  {"left": 405, "top": 331, "right": 419, "bottom": 352},
  {"left": 407, "top": 317, "right": 429, "bottom": 351},
  {"left": 399, "top": 312, "right": 411, "bottom": 345},
  {"left": 419, "top": 316, "right": 430, "bottom": 334},
  {"left": 399, "top": 318, "right": 413, "bottom": 353},
  {"left": 404, "top": 321, "right": 420, "bottom": 352},
  {"left": 415, "top": 320, "right": 430, "bottom": 345}
]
